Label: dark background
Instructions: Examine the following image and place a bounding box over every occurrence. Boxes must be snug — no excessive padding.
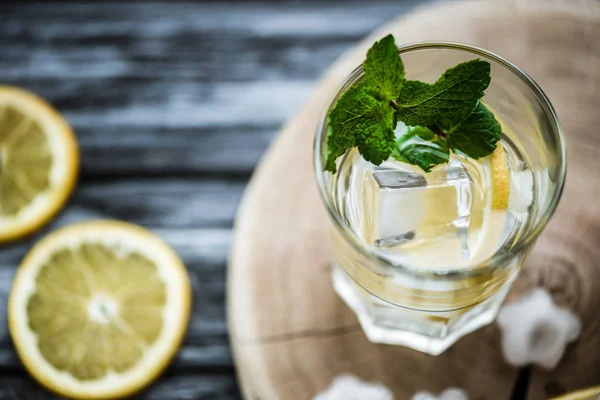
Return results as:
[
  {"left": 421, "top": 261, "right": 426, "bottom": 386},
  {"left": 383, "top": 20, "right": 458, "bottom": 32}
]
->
[{"left": 0, "top": 1, "right": 427, "bottom": 398}]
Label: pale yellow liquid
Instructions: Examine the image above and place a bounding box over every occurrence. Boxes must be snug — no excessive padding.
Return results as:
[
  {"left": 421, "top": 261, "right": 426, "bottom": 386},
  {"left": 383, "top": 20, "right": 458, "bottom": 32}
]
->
[{"left": 334, "top": 127, "right": 535, "bottom": 271}]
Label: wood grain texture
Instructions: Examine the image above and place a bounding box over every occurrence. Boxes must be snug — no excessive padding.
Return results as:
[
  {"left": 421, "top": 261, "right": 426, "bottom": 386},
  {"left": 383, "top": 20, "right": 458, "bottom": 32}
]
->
[
  {"left": 0, "top": 1, "right": 425, "bottom": 398},
  {"left": 0, "top": 1, "right": 423, "bottom": 178},
  {"left": 228, "top": 0, "right": 600, "bottom": 399}
]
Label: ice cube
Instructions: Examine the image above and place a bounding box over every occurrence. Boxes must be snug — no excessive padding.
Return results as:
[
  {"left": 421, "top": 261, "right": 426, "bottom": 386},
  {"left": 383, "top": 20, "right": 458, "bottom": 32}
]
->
[
  {"left": 362, "top": 161, "right": 474, "bottom": 254},
  {"left": 366, "top": 164, "right": 427, "bottom": 248},
  {"left": 509, "top": 169, "right": 534, "bottom": 213},
  {"left": 372, "top": 168, "right": 427, "bottom": 189}
]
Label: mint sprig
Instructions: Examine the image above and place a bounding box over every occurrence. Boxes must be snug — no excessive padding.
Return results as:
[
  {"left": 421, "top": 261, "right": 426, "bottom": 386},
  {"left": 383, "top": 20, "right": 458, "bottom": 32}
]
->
[{"left": 324, "top": 34, "right": 501, "bottom": 173}]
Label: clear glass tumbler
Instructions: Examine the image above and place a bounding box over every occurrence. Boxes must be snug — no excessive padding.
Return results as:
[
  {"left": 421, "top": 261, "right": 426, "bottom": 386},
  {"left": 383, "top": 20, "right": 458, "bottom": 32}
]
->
[{"left": 314, "top": 43, "right": 566, "bottom": 355}]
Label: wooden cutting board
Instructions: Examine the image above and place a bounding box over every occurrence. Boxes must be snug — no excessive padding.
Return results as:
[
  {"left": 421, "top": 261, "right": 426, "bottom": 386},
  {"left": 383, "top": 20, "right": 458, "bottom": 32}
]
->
[{"left": 228, "top": 1, "right": 600, "bottom": 399}]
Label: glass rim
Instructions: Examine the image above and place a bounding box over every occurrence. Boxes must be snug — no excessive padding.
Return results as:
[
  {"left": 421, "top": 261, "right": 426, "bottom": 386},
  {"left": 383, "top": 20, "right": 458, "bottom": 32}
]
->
[{"left": 313, "top": 41, "right": 567, "bottom": 279}]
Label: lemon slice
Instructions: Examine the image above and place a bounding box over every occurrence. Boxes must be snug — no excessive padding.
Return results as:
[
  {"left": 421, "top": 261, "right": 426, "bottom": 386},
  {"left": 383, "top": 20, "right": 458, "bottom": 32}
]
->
[
  {"left": 551, "top": 386, "right": 600, "bottom": 400},
  {"left": 490, "top": 143, "right": 510, "bottom": 210},
  {"left": 8, "top": 220, "right": 191, "bottom": 399},
  {"left": 466, "top": 143, "right": 512, "bottom": 262},
  {"left": 0, "top": 86, "right": 79, "bottom": 243}
]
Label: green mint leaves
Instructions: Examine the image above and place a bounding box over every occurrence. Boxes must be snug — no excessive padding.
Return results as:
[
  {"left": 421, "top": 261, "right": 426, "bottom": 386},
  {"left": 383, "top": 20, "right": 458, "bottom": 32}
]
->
[
  {"left": 324, "top": 34, "right": 501, "bottom": 173},
  {"left": 394, "top": 60, "right": 490, "bottom": 126}
]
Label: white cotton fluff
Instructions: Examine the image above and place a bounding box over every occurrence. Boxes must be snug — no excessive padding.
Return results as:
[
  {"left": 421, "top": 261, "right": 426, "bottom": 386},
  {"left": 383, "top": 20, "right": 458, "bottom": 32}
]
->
[
  {"left": 497, "top": 288, "right": 581, "bottom": 369},
  {"left": 313, "top": 374, "right": 393, "bottom": 400},
  {"left": 412, "top": 388, "right": 469, "bottom": 400}
]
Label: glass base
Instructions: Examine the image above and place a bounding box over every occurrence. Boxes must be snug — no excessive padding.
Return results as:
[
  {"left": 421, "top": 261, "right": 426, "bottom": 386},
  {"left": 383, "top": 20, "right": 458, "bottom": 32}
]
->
[{"left": 333, "top": 263, "right": 509, "bottom": 355}]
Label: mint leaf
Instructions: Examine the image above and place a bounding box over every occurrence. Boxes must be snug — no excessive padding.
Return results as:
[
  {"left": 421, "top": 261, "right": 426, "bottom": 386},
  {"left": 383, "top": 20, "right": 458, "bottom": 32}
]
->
[
  {"left": 354, "top": 101, "right": 396, "bottom": 166},
  {"left": 325, "top": 82, "right": 395, "bottom": 172},
  {"left": 394, "top": 59, "right": 491, "bottom": 126},
  {"left": 363, "top": 34, "right": 405, "bottom": 99},
  {"left": 442, "top": 102, "right": 501, "bottom": 158},
  {"left": 393, "top": 126, "right": 450, "bottom": 172},
  {"left": 324, "top": 83, "right": 360, "bottom": 172}
]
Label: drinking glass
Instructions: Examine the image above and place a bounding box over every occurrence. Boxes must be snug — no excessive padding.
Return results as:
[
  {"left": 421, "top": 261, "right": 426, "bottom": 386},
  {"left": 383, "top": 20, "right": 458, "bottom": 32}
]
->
[{"left": 313, "top": 42, "right": 566, "bottom": 355}]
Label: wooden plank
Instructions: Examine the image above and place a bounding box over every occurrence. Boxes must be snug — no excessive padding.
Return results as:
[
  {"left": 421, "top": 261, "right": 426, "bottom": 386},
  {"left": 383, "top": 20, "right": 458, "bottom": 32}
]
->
[
  {"left": 77, "top": 126, "right": 274, "bottom": 176},
  {"left": 70, "top": 179, "right": 246, "bottom": 226},
  {"left": 56, "top": 80, "right": 314, "bottom": 129},
  {"left": 0, "top": 373, "right": 241, "bottom": 399},
  {"left": 0, "top": 36, "right": 359, "bottom": 82},
  {"left": 6, "top": 80, "right": 314, "bottom": 175},
  {"left": 1, "top": 2, "right": 417, "bottom": 38},
  {"left": 0, "top": 1, "right": 425, "bottom": 175}
]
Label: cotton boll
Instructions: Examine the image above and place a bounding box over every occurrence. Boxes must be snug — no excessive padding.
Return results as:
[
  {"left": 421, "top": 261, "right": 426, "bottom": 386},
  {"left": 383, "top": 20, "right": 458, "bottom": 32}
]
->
[
  {"left": 412, "top": 388, "right": 469, "bottom": 400},
  {"left": 438, "top": 388, "right": 469, "bottom": 400},
  {"left": 314, "top": 374, "right": 393, "bottom": 400},
  {"left": 497, "top": 288, "right": 581, "bottom": 369},
  {"left": 412, "top": 391, "right": 437, "bottom": 400}
]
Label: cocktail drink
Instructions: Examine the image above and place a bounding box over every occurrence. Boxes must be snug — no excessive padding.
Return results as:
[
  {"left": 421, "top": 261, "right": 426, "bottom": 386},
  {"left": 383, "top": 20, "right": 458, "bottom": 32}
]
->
[{"left": 314, "top": 39, "right": 565, "bottom": 355}]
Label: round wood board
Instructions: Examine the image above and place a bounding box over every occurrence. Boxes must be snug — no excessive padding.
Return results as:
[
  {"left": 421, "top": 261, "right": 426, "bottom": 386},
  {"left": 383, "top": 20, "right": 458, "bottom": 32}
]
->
[{"left": 228, "top": 1, "right": 600, "bottom": 399}]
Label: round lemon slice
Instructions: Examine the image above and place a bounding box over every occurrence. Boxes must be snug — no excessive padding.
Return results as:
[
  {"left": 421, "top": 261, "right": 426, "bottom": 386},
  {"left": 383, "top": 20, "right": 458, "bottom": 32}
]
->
[
  {"left": 8, "top": 220, "right": 191, "bottom": 399},
  {"left": 0, "top": 86, "right": 79, "bottom": 243}
]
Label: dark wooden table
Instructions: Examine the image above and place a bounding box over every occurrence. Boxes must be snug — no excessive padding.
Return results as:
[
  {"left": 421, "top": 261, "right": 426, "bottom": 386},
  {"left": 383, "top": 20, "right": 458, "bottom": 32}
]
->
[{"left": 0, "top": 1, "right": 425, "bottom": 398}]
